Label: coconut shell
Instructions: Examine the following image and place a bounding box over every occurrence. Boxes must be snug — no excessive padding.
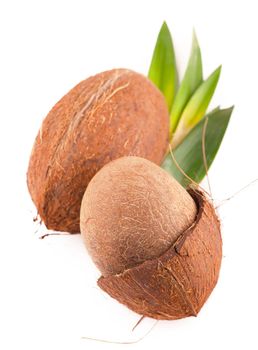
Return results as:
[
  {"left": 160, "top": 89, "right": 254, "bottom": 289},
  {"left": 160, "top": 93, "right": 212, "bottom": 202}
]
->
[
  {"left": 80, "top": 156, "right": 197, "bottom": 276},
  {"left": 27, "top": 69, "right": 169, "bottom": 233},
  {"left": 98, "top": 190, "right": 222, "bottom": 320}
]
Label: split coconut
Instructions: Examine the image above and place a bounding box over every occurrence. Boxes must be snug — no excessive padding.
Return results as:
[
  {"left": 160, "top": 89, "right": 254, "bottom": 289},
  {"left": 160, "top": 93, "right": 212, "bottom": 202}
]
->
[
  {"left": 27, "top": 69, "right": 169, "bottom": 233},
  {"left": 80, "top": 156, "right": 222, "bottom": 320}
]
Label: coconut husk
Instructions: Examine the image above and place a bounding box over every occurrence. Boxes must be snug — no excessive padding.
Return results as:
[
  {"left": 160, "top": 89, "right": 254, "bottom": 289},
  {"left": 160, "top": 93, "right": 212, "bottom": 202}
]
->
[
  {"left": 27, "top": 69, "right": 169, "bottom": 233},
  {"left": 98, "top": 190, "right": 222, "bottom": 320}
]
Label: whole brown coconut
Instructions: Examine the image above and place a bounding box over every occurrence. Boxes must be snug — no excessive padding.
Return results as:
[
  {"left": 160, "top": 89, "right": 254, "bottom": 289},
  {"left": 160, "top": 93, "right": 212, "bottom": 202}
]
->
[
  {"left": 80, "top": 156, "right": 222, "bottom": 320},
  {"left": 27, "top": 69, "right": 169, "bottom": 233}
]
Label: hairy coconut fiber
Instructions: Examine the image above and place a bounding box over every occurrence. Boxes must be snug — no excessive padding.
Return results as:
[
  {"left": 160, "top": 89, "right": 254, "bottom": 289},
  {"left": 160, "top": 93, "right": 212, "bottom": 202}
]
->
[
  {"left": 27, "top": 69, "right": 169, "bottom": 233},
  {"left": 81, "top": 156, "right": 222, "bottom": 320},
  {"left": 81, "top": 156, "right": 197, "bottom": 276}
]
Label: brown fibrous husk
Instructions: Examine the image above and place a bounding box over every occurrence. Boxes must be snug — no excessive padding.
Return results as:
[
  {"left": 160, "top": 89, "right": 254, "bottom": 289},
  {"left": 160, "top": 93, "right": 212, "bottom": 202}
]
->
[
  {"left": 98, "top": 190, "right": 222, "bottom": 320},
  {"left": 27, "top": 69, "right": 169, "bottom": 233}
]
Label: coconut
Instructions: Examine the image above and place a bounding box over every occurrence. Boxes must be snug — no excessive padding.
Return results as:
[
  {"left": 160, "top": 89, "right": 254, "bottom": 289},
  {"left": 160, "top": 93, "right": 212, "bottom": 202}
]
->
[
  {"left": 27, "top": 69, "right": 169, "bottom": 233},
  {"left": 80, "top": 156, "right": 222, "bottom": 320}
]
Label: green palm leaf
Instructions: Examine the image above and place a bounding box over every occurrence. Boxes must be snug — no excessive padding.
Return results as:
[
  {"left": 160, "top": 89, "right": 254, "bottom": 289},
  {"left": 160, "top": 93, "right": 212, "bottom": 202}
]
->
[
  {"left": 171, "top": 66, "right": 221, "bottom": 148},
  {"left": 170, "top": 30, "right": 203, "bottom": 137},
  {"left": 148, "top": 21, "right": 178, "bottom": 111},
  {"left": 162, "top": 106, "right": 233, "bottom": 187}
]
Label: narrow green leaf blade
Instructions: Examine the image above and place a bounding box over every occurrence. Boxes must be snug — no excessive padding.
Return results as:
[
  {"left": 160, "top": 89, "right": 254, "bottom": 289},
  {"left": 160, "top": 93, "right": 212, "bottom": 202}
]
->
[
  {"left": 170, "top": 30, "right": 203, "bottom": 136},
  {"left": 172, "top": 66, "right": 221, "bottom": 148},
  {"left": 148, "top": 21, "right": 178, "bottom": 111},
  {"left": 161, "top": 106, "right": 233, "bottom": 187}
]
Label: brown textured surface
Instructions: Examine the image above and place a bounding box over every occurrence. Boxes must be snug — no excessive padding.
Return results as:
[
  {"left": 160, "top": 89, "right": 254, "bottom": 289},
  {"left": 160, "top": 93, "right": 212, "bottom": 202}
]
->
[
  {"left": 27, "top": 69, "right": 169, "bottom": 233},
  {"left": 98, "top": 190, "right": 222, "bottom": 320},
  {"left": 81, "top": 156, "right": 197, "bottom": 276}
]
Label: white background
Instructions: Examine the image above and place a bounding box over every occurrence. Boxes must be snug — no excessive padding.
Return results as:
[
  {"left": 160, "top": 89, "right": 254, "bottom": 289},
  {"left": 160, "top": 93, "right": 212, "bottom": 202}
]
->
[{"left": 0, "top": 0, "right": 258, "bottom": 349}]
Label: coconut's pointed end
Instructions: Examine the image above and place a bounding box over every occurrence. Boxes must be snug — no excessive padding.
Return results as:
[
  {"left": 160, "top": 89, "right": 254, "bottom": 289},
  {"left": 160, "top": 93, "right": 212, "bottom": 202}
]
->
[{"left": 98, "top": 190, "right": 222, "bottom": 320}]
